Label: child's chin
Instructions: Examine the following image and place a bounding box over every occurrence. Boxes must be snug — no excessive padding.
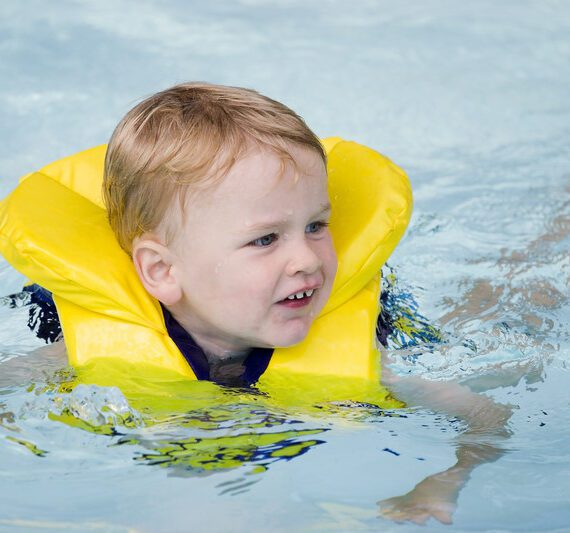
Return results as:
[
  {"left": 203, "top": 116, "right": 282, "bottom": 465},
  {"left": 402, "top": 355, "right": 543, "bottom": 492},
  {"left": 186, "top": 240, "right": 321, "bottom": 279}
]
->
[{"left": 271, "top": 326, "right": 311, "bottom": 348}]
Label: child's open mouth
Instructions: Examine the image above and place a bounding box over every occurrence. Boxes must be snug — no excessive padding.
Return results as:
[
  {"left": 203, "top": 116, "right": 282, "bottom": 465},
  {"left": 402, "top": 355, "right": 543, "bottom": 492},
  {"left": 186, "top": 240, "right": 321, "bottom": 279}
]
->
[{"left": 277, "top": 288, "right": 315, "bottom": 308}]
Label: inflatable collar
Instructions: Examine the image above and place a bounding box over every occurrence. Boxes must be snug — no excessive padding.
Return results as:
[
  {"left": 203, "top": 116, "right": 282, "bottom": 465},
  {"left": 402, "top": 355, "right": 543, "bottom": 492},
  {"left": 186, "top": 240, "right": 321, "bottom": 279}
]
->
[{"left": 0, "top": 137, "right": 412, "bottom": 386}]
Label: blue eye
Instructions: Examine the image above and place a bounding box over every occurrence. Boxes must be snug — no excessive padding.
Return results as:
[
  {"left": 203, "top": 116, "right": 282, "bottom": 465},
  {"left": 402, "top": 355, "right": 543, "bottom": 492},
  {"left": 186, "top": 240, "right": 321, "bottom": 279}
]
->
[
  {"left": 305, "top": 221, "right": 329, "bottom": 234},
  {"left": 250, "top": 233, "right": 278, "bottom": 247}
]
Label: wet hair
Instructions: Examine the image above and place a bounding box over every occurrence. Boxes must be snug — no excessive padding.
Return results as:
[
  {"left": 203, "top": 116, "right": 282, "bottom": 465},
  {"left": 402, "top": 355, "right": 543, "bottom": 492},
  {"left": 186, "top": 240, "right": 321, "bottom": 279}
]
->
[{"left": 103, "top": 82, "right": 325, "bottom": 253}]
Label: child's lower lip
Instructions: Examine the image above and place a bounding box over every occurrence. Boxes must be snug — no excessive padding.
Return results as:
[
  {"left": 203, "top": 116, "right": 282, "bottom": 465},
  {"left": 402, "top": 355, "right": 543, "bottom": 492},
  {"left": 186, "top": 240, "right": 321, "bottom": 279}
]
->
[{"left": 277, "top": 293, "right": 314, "bottom": 308}]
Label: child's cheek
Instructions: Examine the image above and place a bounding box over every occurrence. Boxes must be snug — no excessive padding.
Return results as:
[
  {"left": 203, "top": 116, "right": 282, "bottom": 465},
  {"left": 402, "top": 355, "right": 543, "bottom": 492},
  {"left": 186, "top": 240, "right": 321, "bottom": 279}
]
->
[
  {"left": 254, "top": 261, "right": 281, "bottom": 300},
  {"left": 323, "top": 236, "right": 338, "bottom": 273}
]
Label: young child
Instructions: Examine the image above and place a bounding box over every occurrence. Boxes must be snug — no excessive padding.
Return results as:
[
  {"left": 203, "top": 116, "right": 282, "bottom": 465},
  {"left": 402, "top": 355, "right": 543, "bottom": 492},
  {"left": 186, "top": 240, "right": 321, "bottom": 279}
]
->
[
  {"left": 1, "top": 81, "right": 413, "bottom": 388},
  {"left": 0, "top": 82, "right": 511, "bottom": 525},
  {"left": 103, "top": 82, "right": 338, "bottom": 387}
]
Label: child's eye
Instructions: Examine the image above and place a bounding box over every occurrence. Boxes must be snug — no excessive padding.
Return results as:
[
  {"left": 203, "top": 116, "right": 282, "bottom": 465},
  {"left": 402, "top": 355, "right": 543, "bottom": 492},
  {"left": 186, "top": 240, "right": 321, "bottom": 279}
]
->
[
  {"left": 305, "top": 221, "right": 329, "bottom": 234},
  {"left": 250, "top": 233, "right": 278, "bottom": 247}
]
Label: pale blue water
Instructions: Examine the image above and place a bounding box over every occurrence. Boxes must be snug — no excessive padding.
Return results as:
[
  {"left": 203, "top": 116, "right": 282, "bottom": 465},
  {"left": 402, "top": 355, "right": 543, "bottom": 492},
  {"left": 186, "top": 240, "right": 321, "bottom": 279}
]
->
[{"left": 0, "top": 1, "right": 569, "bottom": 531}]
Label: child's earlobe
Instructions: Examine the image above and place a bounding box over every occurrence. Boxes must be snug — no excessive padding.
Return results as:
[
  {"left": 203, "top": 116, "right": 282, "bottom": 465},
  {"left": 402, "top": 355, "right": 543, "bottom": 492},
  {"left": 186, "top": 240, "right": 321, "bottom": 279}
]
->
[{"left": 132, "top": 238, "right": 183, "bottom": 305}]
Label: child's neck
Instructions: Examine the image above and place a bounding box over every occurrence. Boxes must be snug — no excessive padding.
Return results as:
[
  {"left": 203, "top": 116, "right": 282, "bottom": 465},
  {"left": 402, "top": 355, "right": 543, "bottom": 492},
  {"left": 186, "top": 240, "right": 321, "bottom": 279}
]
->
[
  {"left": 192, "top": 331, "right": 250, "bottom": 364},
  {"left": 167, "top": 305, "right": 251, "bottom": 363}
]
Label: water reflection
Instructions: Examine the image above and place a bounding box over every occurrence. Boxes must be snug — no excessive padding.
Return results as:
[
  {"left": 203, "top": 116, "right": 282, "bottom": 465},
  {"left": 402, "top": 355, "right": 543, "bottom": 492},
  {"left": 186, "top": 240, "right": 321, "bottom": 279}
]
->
[{"left": 123, "top": 427, "right": 327, "bottom": 476}]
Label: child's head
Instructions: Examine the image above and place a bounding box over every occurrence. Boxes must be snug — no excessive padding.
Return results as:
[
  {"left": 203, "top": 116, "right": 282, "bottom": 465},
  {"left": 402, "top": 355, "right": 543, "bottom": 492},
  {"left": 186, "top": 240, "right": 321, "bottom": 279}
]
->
[
  {"left": 104, "top": 82, "right": 326, "bottom": 253},
  {"left": 104, "top": 82, "right": 337, "bottom": 355}
]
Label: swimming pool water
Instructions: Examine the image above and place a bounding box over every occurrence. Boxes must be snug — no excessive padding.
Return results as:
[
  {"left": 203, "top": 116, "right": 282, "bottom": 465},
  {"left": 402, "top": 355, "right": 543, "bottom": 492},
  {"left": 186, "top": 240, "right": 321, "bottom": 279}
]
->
[{"left": 1, "top": 1, "right": 569, "bottom": 531}]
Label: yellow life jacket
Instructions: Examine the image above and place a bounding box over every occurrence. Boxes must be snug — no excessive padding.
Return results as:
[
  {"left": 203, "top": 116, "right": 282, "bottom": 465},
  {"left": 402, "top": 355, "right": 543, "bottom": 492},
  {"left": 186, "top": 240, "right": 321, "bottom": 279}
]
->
[{"left": 0, "top": 137, "right": 412, "bottom": 395}]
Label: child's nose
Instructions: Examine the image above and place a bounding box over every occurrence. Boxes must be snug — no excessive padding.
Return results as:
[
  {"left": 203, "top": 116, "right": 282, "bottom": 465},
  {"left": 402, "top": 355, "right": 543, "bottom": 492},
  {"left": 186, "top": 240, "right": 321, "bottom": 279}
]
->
[{"left": 285, "top": 240, "right": 322, "bottom": 277}]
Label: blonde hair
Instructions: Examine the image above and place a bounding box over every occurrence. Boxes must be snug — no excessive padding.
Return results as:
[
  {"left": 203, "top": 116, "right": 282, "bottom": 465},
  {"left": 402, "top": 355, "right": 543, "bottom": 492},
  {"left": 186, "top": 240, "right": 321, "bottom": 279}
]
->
[{"left": 103, "top": 82, "right": 326, "bottom": 254}]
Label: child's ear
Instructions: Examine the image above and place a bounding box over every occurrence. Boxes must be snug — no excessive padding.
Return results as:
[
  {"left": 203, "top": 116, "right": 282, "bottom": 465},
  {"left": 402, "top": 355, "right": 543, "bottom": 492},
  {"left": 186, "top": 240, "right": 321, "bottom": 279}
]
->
[{"left": 132, "top": 236, "right": 182, "bottom": 306}]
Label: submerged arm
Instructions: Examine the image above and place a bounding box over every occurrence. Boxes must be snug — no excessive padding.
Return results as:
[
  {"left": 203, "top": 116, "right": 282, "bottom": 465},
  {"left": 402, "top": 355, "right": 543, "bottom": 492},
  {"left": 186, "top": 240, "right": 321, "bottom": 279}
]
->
[
  {"left": 378, "top": 351, "right": 512, "bottom": 525},
  {"left": 0, "top": 340, "right": 68, "bottom": 388}
]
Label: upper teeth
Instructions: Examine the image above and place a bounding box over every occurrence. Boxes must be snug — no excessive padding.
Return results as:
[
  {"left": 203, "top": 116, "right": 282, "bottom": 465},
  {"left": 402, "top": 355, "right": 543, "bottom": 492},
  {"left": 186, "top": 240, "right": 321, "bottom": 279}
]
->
[{"left": 286, "top": 289, "right": 314, "bottom": 300}]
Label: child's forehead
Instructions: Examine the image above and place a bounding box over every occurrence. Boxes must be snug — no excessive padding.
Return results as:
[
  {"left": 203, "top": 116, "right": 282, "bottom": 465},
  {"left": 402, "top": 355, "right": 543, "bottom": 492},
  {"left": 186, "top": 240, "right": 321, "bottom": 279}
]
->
[
  {"left": 188, "top": 144, "right": 326, "bottom": 202},
  {"left": 175, "top": 147, "right": 327, "bottom": 229}
]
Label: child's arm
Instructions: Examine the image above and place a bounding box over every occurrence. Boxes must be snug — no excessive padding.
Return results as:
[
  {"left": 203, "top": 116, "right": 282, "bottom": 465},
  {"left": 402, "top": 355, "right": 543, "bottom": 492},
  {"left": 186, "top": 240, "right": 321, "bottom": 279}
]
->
[
  {"left": 378, "top": 351, "right": 512, "bottom": 525},
  {"left": 0, "top": 340, "right": 68, "bottom": 387}
]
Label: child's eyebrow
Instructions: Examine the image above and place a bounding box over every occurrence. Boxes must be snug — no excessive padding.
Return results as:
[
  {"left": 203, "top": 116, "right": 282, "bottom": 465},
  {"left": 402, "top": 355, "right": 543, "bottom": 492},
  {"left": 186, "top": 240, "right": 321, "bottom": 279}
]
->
[{"left": 241, "top": 202, "right": 332, "bottom": 234}]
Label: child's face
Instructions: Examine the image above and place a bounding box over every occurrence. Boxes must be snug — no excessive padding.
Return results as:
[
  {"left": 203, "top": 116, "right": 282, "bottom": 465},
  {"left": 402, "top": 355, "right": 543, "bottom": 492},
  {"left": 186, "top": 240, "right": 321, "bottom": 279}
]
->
[{"left": 168, "top": 145, "right": 337, "bottom": 355}]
